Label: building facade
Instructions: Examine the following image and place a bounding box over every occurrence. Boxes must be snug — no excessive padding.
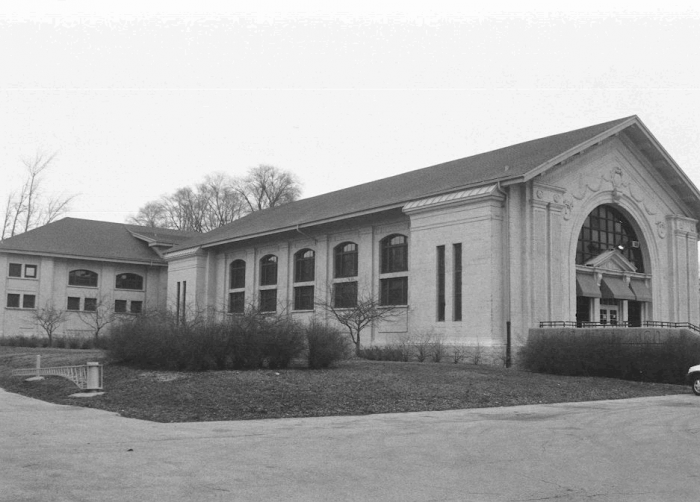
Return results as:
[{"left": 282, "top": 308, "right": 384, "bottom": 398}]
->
[
  {"left": 163, "top": 116, "right": 700, "bottom": 352},
  {"left": 2, "top": 116, "right": 699, "bottom": 354},
  {"left": 0, "top": 219, "right": 196, "bottom": 338}
]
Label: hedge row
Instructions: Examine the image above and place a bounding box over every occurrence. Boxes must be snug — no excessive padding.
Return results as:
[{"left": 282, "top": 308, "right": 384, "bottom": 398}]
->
[
  {"left": 106, "top": 312, "right": 350, "bottom": 371},
  {"left": 520, "top": 328, "right": 700, "bottom": 384}
]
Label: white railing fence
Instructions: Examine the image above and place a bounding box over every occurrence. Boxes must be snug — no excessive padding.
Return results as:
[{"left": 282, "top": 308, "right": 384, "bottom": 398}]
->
[{"left": 11, "top": 355, "right": 103, "bottom": 391}]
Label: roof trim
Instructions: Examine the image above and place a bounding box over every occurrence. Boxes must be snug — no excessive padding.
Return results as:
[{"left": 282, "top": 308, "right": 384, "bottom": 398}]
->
[
  {"left": 522, "top": 116, "right": 638, "bottom": 182},
  {"left": 0, "top": 249, "right": 167, "bottom": 267}
]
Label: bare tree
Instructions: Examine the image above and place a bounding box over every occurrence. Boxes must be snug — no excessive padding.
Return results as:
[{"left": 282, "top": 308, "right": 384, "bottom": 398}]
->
[
  {"left": 33, "top": 303, "right": 66, "bottom": 348},
  {"left": 317, "top": 285, "right": 401, "bottom": 356},
  {"left": 235, "top": 164, "right": 302, "bottom": 212},
  {"left": 77, "top": 296, "right": 116, "bottom": 343},
  {"left": 127, "top": 165, "right": 300, "bottom": 231},
  {"left": 1, "top": 150, "right": 77, "bottom": 240}
]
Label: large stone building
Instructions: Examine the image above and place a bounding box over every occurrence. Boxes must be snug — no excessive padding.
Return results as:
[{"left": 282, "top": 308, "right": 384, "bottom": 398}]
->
[
  {"left": 164, "top": 116, "right": 700, "bottom": 350},
  {"left": 2, "top": 116, "right": 700, "bottom": 354}
]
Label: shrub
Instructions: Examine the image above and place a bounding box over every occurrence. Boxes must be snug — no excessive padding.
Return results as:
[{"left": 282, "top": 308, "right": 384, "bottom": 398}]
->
[
  {"left": 306, "top": 322, "right": 350, "bottom": 369},
  {"left": 0, "top": 335, "right": 46, "bottom": 348},
  {"left": 520, "top": 328, "right": 700, "bottom": 384}
]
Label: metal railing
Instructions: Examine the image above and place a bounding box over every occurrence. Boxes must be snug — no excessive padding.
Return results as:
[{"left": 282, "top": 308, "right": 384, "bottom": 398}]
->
[
  {"left": 539, "top": 320, "right": 700, "bottom": 334},
  {"left": 11, "top": 355, "right": 103, "bottom": 391}
]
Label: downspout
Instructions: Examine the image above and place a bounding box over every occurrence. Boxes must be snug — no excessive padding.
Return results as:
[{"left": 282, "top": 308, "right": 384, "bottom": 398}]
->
[{"left": 500, "top": 181, "right": 512, "bottom": 368}]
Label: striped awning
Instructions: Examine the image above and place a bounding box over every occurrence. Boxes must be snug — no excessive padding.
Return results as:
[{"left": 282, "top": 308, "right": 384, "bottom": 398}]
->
[
  {"left": 600, "top": 276, "right": 636, "bottom": 300},
  {"left": 629, "top": 278, "right": 652, "bottom": 302},
  {"left": 576, "top": 274, "right": 601, "bottom": 298}
]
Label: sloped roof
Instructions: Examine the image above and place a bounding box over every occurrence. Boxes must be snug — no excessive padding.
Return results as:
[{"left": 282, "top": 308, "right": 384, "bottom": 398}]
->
[
  {"left": 169, "top": 116, "right": 643, "bottom": 253},
  {"left": 0, "top": 218, "right": 199, "bottom": 264}
]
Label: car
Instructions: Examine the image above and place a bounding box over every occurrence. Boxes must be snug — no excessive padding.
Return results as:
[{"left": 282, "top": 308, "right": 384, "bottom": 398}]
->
[{"left": 688, "top": 365, "right": 700, "bottom": 396}]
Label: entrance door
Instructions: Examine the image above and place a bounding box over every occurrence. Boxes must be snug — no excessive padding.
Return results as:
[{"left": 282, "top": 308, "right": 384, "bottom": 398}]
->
[{"left": 600, "top": 304, "right": 619, "bottom": 326}]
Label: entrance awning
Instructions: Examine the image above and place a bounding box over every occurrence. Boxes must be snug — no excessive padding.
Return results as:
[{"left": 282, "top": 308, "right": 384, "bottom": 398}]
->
[
  {"left": 629, "top": 278, "right": 652, "bottom": 302},
  {"left": 600, "top": 276, "right": 636, "bottom": 300},
  {"left": 576, "top": 274, "right": 601, "bottom": 298}
]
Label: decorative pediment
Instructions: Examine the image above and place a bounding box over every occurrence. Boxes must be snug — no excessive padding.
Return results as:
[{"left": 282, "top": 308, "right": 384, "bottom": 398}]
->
[{"left": 584, "top": 249, "right": 637, "bottom": 273}]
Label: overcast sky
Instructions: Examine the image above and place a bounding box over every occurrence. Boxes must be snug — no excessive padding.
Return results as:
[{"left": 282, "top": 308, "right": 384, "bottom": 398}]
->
[{"left": 2, "top": 2, "right": 700, "bottom": 224}]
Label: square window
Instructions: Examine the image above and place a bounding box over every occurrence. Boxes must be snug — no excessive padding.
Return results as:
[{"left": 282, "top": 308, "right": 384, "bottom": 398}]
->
[
  {"left": 8, "top": 263, "right": 21, "bottom": 277},
  {"left": 228, "top": 292, "right": 245, "bottom": 314},
  {"left": 259, "top": 289, "right": 277, "bottom": 312},
  {"left": 67, "top": 297, "right": 81, "bottom": 311},
  {"left": 84, "top": 298, "right": 97, "bottom": 312},
  {"left": 294, "top": 286, "right": 314, "bottom": 311},
  {"left": 24, "top": 265, "right": 37, "bottom": 278},
  {"left": 7, "top": 293, "right": 20, "bottom": 308},
  {"left": 380, "top": 277, "right": 408, "bottom": 306},
  {"left": 23, "top": 295, "right": 36, "bottom": 309},
  {"left": 114, "top": 300, "right": 127, "bottom": 313},
  {"left": 333, "top": 282, "right": 357, "bottom": 308},
  {"left": 130, "top": 301, "right": 143, "bottom": 314}
]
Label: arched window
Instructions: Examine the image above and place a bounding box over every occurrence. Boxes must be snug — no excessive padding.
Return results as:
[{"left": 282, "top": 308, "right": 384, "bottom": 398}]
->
[
  {"left": 229, "top": 260, "right": 246, "bottom": 289},
  {"left": 381, "top": 234, "right": 408, "bottom": 273},
  {"left": 260, "top": 255, "right": 278, "bottom": 286},
  {"left": 116, "top": 273, "right": 144, "bottom": 290},
  {"left": 69, "top": 269, "right": 98, "bottom": 287},
  {"left": 334, "top": 242, "right": 358, "bottom": 278},
  {"left": 294, "top": 249, "right": 315, "bottom": 283},
  {"left": 576, "top": 205, "right": 644, "bottom": 272}
]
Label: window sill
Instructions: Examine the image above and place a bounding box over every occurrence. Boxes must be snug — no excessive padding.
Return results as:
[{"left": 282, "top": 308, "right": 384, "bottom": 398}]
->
[{"left": 5, "top": 307, "right": 36, "bottom": 311}]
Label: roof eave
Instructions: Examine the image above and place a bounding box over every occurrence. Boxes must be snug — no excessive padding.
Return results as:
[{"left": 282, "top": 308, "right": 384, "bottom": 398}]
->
[{"left": 0, "top": 248, "right": 167, "bottom": 266}]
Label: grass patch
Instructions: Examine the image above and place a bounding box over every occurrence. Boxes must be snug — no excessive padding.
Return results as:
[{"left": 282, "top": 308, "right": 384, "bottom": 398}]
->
[{"left": 0, "top": 347, "right": 689, "bottom": 423}]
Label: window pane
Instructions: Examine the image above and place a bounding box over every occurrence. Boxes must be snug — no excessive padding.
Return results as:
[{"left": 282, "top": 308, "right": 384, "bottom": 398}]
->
[
  {"left": 116, "top": 273, "right": 143, "bottom": 290},
  {"left": 453, "top": 243, "right": 462, "bottom": 321},
  {"left": 260, "top": 255, "right": 278, "bottom": 286},
  {"left": 295, "top": 249, "right": 315, "bottom": 282},
  {"left": 7, "top": 294, "right": 20, "bottom": 308},
  {"left": 69, "top": 270, "right": 98, "bottom": 287},
  {"left": 229, "top": 291, "right": 245, "bottom": 314},
  {"left": 130, "top": 301, "right": 143, "bottom": 314},
  {"left": 8, "top": 263, "right": 21, "bottom": 277},
  {"left": 437, "top": 246, "right": 445, "bottom": 321},
  {"left": 333, "top": 281, "right": 357, "bottom": 308},
  {"left": 230, "top": 260, "right": 246, "bottom": 289},
  {"left": 381, "top": 235, "right": 408, "bottom": 273},
  {"left": 380, "top": 277, "right": 408, "bottom": 305},
  {"left": 259, "top": 289, "right": 277, "bottom": 312},
  {"left": 84, "top": 298, "right": 97, "bottom": 311},
  {"left": 24, "top": 265, "right": 37, "bottom": 278},
  {"left": 67, "top": 297, "right": 81, "bottom": 311},
  {"left": 23, "top": 295, "right": 35, "bottom": 309},
  {"left": 294, "top": 286, "right": 314, "bottom": 310},
  {"left": 114, "top": 300, "right": 127, "bottom": 313},
  {"left": 335, "top": 242, "right": 358, "bottom": 278}
]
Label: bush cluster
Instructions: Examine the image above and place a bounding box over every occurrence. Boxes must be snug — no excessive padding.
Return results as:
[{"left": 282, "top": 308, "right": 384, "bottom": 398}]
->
[
  {"left": 520, "top": 329, "right": 700, "bottom": 384},
  {"left": 106, "top": 311, "right": 348, "bottom": 371}
]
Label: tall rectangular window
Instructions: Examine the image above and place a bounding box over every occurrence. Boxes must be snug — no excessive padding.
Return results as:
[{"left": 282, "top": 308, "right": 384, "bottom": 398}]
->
[
  {"left": 181, "top": 281, "right": 187, "bottom": 322},
  {"left": 453, "top": 243, "right": 462, "bottom": 321},
  {"left": 67, "top": 297, "right": 81, "bottom": 311},
  {"left": 229, "top": 292, "right": 245, "bottom": 314},
  {"left": 176, "top": 282, "right": 181, "bottom": 324},
  {"left": 114, "top": 300, "right": 127, "bottom": 313},
  {"left": 84, "top": 298, "right": 97, "bottom": 312},
  {"left": 333, "top": 281, "right": 357, "bottom": 308},
  {"left": 437, "top": 246, "right": 445, "bottom": 321}
]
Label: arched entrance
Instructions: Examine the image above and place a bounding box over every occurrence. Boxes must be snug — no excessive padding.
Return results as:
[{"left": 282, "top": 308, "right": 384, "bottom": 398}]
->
[{"left": 574, "top": 204, "right": 652, "bottom": 326}]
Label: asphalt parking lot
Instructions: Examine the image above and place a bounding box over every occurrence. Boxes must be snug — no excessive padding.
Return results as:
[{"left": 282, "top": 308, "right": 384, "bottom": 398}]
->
[{"left": 2, "top": 388, "right": 700, "bottom": 502}]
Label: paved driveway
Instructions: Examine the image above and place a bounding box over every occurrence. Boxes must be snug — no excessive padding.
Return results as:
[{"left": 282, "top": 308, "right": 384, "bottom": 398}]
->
[{"left": 2, "top": 388, "right": 700, "bottom": 502}]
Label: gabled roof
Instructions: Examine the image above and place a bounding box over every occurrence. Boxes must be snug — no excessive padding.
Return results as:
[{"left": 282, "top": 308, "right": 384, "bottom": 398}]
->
[
  {"left": 0, "top": 218, "right": 199, "bottom": 264},
  {"left": 167, "top": 115, "right": 700, "bottom": 253}
]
